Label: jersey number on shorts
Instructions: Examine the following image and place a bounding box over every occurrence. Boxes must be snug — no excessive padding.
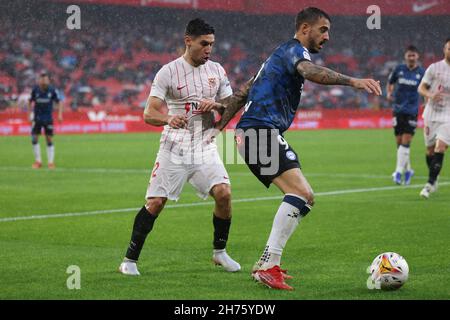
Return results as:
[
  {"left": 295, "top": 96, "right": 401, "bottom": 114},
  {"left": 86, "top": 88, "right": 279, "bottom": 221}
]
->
[
  {"left": 278, "top": 135, "right": 289, "bottom": 150},
  {"left": 151, "top": 162, "right": 160, "bottom": 178}
]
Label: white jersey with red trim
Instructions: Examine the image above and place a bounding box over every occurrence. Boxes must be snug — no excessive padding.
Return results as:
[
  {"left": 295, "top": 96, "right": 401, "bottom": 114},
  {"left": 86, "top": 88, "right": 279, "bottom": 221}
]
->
[
  {"left": 421, "top": 59, "right": 450, "bottom": 123},
  {"left": 149, "top": 56, "right": 232, "bottom": 154}
]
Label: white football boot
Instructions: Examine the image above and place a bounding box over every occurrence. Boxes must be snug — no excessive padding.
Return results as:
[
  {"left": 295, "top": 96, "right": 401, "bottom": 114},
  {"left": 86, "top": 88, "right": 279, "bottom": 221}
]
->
[
  {"left": 420, "top": 182, "right": 437, "bottom": 199},
  {"left": 119, "top": 259, "right": 140, "bottom": 276},
  {"left": 213, "top": 249, "right": 241, "bottom": 272}
]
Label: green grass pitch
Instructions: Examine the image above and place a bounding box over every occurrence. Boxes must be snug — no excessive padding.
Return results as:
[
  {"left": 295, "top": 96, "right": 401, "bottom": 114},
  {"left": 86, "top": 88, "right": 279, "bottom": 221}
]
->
[{"left": 0, "top": 129, "right": 449, "bottom": 300}]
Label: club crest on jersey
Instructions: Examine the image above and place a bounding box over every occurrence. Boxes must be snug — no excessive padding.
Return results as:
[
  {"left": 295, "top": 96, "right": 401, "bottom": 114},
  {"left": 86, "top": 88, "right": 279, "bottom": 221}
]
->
[
  {"left": 286, "top": 151, "right": 296, "bottom": 160},
  {"left": 208, "top": 78, "right": 217, "bottom": 87}
]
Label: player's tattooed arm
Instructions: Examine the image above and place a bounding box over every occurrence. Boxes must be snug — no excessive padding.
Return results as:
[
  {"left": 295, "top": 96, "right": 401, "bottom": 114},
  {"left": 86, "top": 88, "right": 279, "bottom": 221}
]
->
[
  {"left": 297, "top": 61, "right": 382, "bottom": 95},
  {"left": 297, "top": 61, "right": 352, "bottom": 85},
  {"left": 214, "top": 76, "right": 255, "bottom": 130}
]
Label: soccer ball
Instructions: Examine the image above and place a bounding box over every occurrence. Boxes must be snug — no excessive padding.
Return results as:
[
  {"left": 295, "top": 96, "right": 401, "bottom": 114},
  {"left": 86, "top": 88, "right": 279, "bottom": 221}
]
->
[{"left": 367, "top": 252, "right": 409, "bottom": 290}]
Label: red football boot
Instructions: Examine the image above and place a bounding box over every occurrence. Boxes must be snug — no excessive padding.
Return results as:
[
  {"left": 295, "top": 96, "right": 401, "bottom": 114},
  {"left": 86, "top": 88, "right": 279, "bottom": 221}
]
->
[
  {"left": 280, "top": 268, "right": 293, "bottom": 280},
  {"left": 32, "top": 161, "right": 42, "bottom": 169},
  {"left": 252, "top": 266, "right": 293, "bottom": 290}
]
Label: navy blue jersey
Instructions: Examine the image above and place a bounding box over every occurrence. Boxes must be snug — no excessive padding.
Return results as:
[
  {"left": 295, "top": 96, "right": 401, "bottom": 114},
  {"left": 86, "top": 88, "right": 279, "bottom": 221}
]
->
[
  {"left": 30, "top": 85, "right": 60, "bottom": 122},
  {"left": 237, "top": 39, "right": 311, "bottom": 133},
  {"left": 388, "top": 64, "right": 425, "bottom": 116}
]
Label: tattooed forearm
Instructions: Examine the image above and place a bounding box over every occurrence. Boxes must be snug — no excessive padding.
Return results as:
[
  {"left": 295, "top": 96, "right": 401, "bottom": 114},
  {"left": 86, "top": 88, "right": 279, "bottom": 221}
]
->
[
  {"left": 215, "top": 77, "right": 254, "bottom": 130},
  {"left": 297, "top": 61, "right": 353, "bottom": 86}
]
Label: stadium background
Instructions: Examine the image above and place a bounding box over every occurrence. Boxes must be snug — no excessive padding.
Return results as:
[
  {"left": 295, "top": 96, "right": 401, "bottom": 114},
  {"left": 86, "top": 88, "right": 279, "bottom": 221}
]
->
[
  {"left": 1, "top": 0, "right": 449, "bottom": 134},
  {"left": 1, "top": 0, "right": 450, "bottom": 301}
]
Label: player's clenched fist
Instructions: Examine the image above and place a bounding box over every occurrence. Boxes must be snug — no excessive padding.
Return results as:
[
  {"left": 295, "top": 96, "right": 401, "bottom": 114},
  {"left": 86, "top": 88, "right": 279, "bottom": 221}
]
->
[{"left": 167, "top": 115, "right": 188, "bottom": 129}]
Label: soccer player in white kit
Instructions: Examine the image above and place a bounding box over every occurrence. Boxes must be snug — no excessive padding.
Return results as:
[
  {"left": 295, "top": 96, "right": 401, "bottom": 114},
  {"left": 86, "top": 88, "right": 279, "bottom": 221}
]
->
[
  {"left": 418, "top": 38, "right": 450, "bottom": 199},
  {"left": 119, "top": 19, "right": 241, "bottom": 275}
]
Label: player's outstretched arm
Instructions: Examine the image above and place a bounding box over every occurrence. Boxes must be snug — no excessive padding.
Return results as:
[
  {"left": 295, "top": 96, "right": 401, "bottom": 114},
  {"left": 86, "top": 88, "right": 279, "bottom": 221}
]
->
[
  {"left": 143, "top": 96, "right": 187, "bottom": 129},
  {"left": 297, "top": 61, "right": 382, "bottom": 95},
  {"left": 214, "top": 77, "right": 254, "bottom": 130}
]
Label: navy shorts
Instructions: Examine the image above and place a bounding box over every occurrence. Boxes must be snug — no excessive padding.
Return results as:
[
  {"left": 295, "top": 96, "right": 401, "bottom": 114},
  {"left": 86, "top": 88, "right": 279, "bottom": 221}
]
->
[
  {"left": 31, "top": 121, "right": 54, "bottom": 136},
  {"left": 393, "top": 113, "right": 417, "bottom": 136},
  {"left": 235, "top": 127, "right": 301, "bottom": 188}
]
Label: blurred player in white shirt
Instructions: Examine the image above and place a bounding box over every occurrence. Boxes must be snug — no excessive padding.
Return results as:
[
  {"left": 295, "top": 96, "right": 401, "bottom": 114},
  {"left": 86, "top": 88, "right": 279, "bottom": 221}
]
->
[
  {"left": 418, "top": 38, "right": 450, "bottom": 199},
  {"left": 119, "top": 18, "right": 241, "bottom": 275}
]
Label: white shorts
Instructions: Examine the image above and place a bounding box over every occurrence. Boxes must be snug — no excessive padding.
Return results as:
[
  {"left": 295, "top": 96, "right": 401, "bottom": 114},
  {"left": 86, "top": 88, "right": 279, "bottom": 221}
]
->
[
  {"left": 423, "top": 121, "right": 450, "bottom": 147},
  {"left": 145, "top": 149, "right": 230, "bottom": 201}
]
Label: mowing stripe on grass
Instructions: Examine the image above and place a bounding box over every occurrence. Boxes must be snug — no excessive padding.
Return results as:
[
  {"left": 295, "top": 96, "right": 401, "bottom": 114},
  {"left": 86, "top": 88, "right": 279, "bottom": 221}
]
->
[{"left": 1, "top": 182, "right": 448, "bottom": 223}]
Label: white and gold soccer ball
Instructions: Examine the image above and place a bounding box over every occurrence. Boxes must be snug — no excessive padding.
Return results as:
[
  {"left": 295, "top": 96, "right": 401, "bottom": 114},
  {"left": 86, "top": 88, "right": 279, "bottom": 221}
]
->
[{"left": 367, "top": 252, "right": 409, "bottom": 290}]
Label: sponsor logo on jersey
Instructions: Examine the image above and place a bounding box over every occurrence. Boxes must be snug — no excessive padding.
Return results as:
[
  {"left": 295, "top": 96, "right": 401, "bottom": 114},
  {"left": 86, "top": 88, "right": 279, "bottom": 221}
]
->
[
  {"left": 398, "top": 78, "right": 418, "bottom": 86},
  {"left": 185, "top": 102, "right": 203, "bottom": 115},
  {"left": 36, "top": 98, "right": 51, "bottom": 103}
]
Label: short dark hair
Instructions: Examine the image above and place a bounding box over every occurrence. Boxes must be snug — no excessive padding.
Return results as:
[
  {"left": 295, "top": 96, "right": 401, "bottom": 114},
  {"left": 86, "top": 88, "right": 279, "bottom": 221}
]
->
[
  {"left": 185, "top": 18, "right": 215, "bottom": 37},
  {"left": 405, "top": 45, "right": 419, "bottom": 53},
  {"left": 295, "top": 7, "right": 331, "bottom": 31},
  {"left": 445, "top": 38, "right": 450, "bottom": 45}
]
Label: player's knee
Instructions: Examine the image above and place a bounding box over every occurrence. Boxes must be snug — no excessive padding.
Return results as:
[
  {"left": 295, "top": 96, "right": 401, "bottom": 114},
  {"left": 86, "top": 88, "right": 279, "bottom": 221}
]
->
[
  {"left": 212, "top": 184, "right": 231, "bottom": 205},
  {"left": 145, "top": 197, "right": 167, "bottom": 215},
  {"left": 305, "top": 190, "right": 315, "bottom": 207},
  {"left": 31, "top": 136, "right": 38, "bottom": 144},
  {"left": 435, "top": 143, "right": 448, "bottom": 153}
]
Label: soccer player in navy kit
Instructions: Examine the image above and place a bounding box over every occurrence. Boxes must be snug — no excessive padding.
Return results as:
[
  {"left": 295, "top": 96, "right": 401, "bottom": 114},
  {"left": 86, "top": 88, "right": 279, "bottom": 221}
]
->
[
  {"left": 387, "top": 46, "right": 425, "bottom": 185},
  {"left": 28, "top": 72, "right": 63, "bottom": 169},
  {"left": 207, "top": 7, "right": 382, "bottom": 290}
]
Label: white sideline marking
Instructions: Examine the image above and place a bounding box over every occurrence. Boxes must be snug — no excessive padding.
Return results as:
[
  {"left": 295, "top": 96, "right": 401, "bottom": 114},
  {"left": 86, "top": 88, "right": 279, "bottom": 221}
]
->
[
  {"left": 1, "top": 182, "right": 448, "bottom": 223},
  {"left": 0, "top": 166, "right": 440, "bottom": 180}
]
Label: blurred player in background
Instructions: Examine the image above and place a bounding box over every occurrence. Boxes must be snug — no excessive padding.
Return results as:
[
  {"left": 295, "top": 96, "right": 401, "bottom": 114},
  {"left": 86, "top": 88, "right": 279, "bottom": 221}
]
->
[
  {"left": 418, "top": 38, "right": 450, "bottom": 199},
  {"left": 211, "top": 7, "right": 381, "bottom": 290},
  {"left": 119, "top": 18, "right": 241, "bottom": 275},
  {"left": 28, "top": 71, "right": 63, "bottom": 169},
  {"left": 387, "top": 45, "right": 424, "bottom": 185}
]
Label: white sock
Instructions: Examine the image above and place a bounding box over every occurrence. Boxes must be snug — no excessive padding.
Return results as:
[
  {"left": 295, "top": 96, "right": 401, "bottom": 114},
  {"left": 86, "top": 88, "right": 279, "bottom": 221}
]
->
[
  {"left": 47, "top": 145, "right": 55, "bottom": 164},
  {"left": 396, "top": 145, "right": 410, "bottom": 173},
  {"left": 257, "top": 197, "right": 305, "bottom": 270},
  {"left": 406, "top": 157, "right": 412, "bottom": 171},
  {"left": 213, "top": 249, "right": 226, "bottom": 255},
  {"left": 32, "top": 143, "right": 41, "bottom": 162}
]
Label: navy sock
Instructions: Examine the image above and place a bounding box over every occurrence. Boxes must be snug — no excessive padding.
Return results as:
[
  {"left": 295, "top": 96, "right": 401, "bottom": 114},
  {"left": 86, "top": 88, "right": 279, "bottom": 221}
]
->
[
  {"left": 426, "top": 154, "right": 433, "bottom": 170},
  {"left": 283, "top": 194, "right": 312, "bottom": 217},
  {"left": 428, "top": 153, "right": 444, "bottom": 185},
  {"left": 125, "top": 206, "right": 158, "bottom": 261},
  {"left": 213, "top": 215, "right": 231, "bottom": 250}
]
